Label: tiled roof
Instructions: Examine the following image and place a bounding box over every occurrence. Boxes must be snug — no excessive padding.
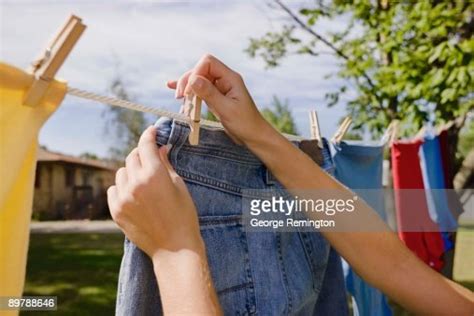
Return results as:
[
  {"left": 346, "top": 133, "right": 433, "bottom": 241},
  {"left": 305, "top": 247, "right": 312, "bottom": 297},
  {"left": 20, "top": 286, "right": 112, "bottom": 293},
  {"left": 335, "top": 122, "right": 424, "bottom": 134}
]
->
[{"left": 37, "top": 147, "right": 117, "bottom": 171}]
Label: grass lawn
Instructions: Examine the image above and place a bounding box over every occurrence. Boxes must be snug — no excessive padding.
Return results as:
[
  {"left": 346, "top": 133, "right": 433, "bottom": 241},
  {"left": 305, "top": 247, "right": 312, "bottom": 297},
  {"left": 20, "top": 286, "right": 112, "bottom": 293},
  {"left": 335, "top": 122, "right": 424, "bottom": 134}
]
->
[
  {"left": 22, "top": 233, "right": 124, "bottom": 316},
  {"left": 22, "top": 227, "right": 473, "bottom": 315},
  {"left": 453, "top": 225, "right": 474, "bottom": 291}
]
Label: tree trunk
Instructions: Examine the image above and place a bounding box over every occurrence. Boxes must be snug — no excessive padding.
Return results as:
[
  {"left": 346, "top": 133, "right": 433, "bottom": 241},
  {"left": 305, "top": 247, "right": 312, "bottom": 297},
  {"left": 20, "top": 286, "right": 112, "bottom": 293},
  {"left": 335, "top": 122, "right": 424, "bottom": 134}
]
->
[{"left": 454, "top": 149, "right": 474, "bottom": 190}]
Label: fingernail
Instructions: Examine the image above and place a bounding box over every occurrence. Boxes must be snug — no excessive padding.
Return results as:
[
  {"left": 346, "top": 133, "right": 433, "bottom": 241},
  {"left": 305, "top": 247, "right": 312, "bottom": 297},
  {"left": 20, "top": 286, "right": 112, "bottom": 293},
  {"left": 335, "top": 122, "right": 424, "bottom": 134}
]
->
[
  {"left": 165, "top": 144, "right": 173, "bottom": 153},
  {"left": 174, "top": 89, "right": 179, "bottom": 99}
]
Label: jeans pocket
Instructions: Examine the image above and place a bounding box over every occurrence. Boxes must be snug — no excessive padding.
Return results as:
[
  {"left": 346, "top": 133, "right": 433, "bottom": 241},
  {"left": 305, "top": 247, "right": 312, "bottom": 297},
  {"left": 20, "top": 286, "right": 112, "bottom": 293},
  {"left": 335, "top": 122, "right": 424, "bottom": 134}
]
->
[{"left": 199, "top": 215, "right": 256, "bottom": 315}]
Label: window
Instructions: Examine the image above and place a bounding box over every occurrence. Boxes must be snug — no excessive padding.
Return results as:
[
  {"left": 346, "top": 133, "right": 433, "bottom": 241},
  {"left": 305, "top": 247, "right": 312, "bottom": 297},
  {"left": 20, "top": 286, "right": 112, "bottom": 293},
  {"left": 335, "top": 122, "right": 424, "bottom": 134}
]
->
[
  {"left": 82, "top": 170, "right": 91, "bottom": 186},
  {"left": 65, "top": 167, "right": 74, "bottom": 187},
  {"left": 34, "top": 166, "right": 41, "bottom": 188}
]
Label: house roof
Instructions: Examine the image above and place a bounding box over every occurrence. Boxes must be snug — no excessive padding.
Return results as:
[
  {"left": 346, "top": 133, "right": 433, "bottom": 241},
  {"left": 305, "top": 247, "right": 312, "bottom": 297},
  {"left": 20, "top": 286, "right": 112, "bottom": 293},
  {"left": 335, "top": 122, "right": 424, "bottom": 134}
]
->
[{"left": 37, "top": 147, "right": 117, "bottom": 171}]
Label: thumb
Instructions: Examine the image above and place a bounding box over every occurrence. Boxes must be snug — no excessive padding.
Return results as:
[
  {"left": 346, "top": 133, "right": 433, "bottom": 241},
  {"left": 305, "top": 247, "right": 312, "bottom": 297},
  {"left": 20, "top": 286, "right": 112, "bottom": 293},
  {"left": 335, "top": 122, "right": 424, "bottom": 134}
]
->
[
  {"left": 188, "top": 75, "right": 227, "bottom": 110},
  {"left": 158, "top": 145, "right": 178, "bottom": 178}
]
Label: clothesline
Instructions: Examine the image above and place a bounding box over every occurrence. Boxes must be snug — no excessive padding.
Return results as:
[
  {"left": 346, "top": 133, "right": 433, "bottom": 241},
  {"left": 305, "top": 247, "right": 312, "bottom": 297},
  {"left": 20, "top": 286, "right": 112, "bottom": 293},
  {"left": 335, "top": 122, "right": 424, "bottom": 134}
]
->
[
  {"left": 67, "top": 87, "right": 221, "bottom": 127},
  {"left": 67, "top": 86, "right": 305, "bottom": 141}
]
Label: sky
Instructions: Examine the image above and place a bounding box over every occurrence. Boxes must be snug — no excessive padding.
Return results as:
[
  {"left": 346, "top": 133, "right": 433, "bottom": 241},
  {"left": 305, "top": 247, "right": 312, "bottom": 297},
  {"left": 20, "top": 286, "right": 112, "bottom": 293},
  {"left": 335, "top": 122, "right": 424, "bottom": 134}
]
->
[{"left": 1, "top": 0, "right": 349, "bottom": 157}]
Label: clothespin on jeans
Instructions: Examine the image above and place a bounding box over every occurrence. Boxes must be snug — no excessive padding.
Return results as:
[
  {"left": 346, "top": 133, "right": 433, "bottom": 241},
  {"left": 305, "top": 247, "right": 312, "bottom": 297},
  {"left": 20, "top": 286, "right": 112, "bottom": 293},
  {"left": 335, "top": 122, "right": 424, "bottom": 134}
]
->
[
  {"left": 331, "top": 116, "right": 352, "bottom": 143},
  {"left": 309, "top": 110, "right": 323, "bottom": 148},
  {"left": 23, "top": 15, "right": 86, "bottom": 107},
  {"left": 182, "top": 94, "right": 202, "bottom": 145}
]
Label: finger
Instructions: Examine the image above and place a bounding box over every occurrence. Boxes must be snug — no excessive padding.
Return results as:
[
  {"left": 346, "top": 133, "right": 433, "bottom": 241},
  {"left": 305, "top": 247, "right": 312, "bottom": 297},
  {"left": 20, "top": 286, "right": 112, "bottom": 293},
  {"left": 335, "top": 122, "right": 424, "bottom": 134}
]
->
[
  {"left": 176, "top": 70, "right": 192, "bottom": 99},
  {"left": 167, "top": 80, "right": 177, "bottom": 89},
  {"left": 214, "top": 78, "right": 233, "bottom": 96},
  {"left": 125, "top": 148, "right": 141, "bottom": 178},
  {"left": 158, "top": 145, "right": 178, "bottom": 177},
  {"left": 183, "top": 54, "right": 235, "bottom": 96},
  {"left": 187, "top": 74, "right": 227, "bottom": 111},
  {"left": 107, "top": 185, "right": 119, "bottom": 214},
  {"left": 137, "top": 126, "right": 163, "bottom": 171},
  {"left": 115, "top": 167, "right": 128, "bottom": 193},
  {"left": 195, "top": 54, "right": 234, "bottom": 81}
]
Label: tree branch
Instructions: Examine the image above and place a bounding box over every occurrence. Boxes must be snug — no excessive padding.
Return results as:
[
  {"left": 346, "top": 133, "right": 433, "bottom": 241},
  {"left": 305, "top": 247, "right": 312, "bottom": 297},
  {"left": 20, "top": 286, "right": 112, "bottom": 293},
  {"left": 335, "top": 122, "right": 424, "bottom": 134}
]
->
[{"left": 274, "top": 0, "right": 384, "bottom": 108}]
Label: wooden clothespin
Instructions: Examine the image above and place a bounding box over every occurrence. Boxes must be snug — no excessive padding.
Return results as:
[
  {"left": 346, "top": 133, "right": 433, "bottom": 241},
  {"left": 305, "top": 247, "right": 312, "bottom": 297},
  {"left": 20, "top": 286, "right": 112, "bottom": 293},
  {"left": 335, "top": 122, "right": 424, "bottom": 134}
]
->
[
  {"left": 309, "top": 110, "right": 323, "bottom": 148},
  {"left": 388, "top": 120, "right": 399, "bottom": 145},
  {"left": 415, "top": 125, "right": 426, "bottom": 140},
  {"left": 24, "top": 15, "right": 86, "bottom": 107},
  {"left": 331, "top": 116, "right": 352, "bottom": 143},
  {"left": 182, "top": 94, "right": 202, "bottom": 145}
]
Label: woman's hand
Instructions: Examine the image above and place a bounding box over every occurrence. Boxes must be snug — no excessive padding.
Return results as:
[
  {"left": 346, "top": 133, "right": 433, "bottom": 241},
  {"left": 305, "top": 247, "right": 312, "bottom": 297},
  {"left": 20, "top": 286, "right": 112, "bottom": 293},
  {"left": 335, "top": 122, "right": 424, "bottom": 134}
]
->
[
  {"left": 108, "top": 126, "right": 222, "bottom": 315},
  {"left": 107, "top": 126, "right": 203, "bottom": 257},
  {"left": 167, "top": 54, "right": 272, "bottom": 145}
]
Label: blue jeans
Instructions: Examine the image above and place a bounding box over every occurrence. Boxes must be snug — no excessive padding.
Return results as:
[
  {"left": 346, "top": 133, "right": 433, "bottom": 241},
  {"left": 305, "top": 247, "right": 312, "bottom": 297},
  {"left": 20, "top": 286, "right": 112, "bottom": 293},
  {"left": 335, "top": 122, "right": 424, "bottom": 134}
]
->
[{"left": 116, "top": 118, "right": 348, "bottom": 315}]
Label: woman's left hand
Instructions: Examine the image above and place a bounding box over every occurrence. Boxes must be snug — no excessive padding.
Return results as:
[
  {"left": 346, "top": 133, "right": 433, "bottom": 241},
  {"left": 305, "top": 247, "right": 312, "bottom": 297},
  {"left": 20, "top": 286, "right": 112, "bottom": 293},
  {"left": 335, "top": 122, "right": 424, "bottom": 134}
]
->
[{"left": 107, "top": 126, "right": 203, "bottom": 257}]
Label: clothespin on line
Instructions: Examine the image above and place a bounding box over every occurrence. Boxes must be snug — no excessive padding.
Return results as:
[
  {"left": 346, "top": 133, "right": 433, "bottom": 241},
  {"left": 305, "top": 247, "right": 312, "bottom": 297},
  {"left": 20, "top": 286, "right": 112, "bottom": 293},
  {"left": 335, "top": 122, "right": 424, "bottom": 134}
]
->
[
  {"left": 309, "top": 110, "right": 323, "bottom": 148},
  {"left": 387, "top": 120, "right": 399, "bottom": 145},
  {"left": 182, "top": 94, "right": 202, "bottom": 145},
  {"left": 24, "top": 15, "right": 86, "bottom": 107},
  {"left": 331, "top": 116, "right": 352, "bottom": 143},
  {"left": 414, "top": 125, "right": 426, "bottom": 140}
]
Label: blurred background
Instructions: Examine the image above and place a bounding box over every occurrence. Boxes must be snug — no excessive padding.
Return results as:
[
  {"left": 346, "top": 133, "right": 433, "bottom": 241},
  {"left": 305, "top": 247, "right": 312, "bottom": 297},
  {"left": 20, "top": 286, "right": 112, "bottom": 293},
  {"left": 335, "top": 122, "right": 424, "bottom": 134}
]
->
[{"left": 1, "top": 0, "right": 472, "bottom": 314}]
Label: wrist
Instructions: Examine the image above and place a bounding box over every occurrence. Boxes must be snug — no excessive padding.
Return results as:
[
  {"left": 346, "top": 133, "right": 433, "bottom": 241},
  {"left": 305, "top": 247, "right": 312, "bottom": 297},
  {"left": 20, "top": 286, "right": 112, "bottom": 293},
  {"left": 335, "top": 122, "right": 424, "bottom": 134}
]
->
[
  {"left": 152, "top": 234, "right": 206, "bottom": 262},
  {"left": 242, "top": 115, "right": 280, "bottom": 148}
]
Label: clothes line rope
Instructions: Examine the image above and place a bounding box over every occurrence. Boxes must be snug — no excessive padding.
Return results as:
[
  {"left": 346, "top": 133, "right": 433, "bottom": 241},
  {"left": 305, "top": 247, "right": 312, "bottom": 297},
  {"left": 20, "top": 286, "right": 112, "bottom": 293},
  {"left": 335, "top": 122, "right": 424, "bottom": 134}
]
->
[
  {"left": 67, "top": 86, "right": 304, "bottom": 140},
  {"left": 67, "top": 87, "right": 222, "bottom": 128}
]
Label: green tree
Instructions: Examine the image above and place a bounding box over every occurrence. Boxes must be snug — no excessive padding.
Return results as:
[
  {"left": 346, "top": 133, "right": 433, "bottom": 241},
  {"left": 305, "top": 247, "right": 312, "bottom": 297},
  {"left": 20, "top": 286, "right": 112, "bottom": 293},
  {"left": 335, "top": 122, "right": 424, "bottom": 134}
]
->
[
  {"left": 103, "top": 76, "right": 149, "bottom": 159},
  {"left": 261, "top": 96, "right": 299, "bottom": 135},
  {"left": 204, "top": 110, "right": 219, "bottom": 122},
  {"left": 246, "top": 0, "right": 473, "bottom": 136},
  {"left": 79, "top": 152, "right": 99, "bottom": 160},
  {"left": 458, "top": 118, "right": 474, "bottom": 158}
]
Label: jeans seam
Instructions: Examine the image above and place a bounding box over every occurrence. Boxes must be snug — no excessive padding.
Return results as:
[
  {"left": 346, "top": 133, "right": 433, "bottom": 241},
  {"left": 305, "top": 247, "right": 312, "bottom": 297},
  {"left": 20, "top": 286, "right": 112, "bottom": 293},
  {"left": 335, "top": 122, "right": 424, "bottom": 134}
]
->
[
  {"left": 178, "top": 169, "right": 243, "bottom": 195},
  {"left": 276, "top": 233, "right": 293, "bottom": 314},
  {"left": 217, "top": 282, "right": 253, "bottom": 296},
  {"left": 199, "top": 216, "right": 242, "bottom": 226},
  {"left": 179, "top": 145, "right": 261, "bottom": 165},
  {"left": 241, "top": 230, "right": 257, "bottom": 315}
]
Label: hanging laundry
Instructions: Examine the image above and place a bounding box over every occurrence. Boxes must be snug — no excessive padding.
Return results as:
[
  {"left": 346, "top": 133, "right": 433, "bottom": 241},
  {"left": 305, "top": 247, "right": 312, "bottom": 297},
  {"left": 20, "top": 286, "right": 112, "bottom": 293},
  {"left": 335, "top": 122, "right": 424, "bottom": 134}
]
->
[
  {"left": 331, "top": 140, "right": 392, "bottom": 316},
  {"left": 419, "top": 135, "right": 457, "bottom": 251},
  {"left": 0, "top": 63, "right": 66, "bottom": 300},
  {"left": 438, "top": 128, "right": 465, "bottom": 220},
  {"left": 116, "top": 118, "right": 349, "bottom": 316},
  {"left": 313, "top": 137, "right": 349, "bottom": 315},
  {"left": 391, "top": 140, "right": 445, "bottom": 271}
]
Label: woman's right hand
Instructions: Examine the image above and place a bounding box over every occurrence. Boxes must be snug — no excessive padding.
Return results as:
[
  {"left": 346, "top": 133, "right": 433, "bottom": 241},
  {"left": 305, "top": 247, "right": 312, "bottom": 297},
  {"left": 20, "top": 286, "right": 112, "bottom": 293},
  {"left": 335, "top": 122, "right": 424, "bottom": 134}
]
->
[{"left": 167, "top": 54, "right": 272, "bottom": 145}]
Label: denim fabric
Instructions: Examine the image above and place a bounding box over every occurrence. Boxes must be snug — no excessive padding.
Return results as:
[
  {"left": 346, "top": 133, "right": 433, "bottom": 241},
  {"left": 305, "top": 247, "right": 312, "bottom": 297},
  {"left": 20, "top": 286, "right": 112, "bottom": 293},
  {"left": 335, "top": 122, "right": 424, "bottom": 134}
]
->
[
  {"left": 116, "top": 118, "right": 348, "bottom": 315},
  {"left": 331, "top": 141, "right": 392, "bottom": 316},
  {"left": 312, "top": 138, "right": 349, "bottom": 316}
]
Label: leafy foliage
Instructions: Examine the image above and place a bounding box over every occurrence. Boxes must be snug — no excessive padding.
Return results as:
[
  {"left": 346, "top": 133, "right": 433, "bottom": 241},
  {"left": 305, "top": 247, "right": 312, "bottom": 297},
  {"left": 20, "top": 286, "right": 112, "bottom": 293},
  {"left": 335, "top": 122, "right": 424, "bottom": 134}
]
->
[
  {"left": 103, "top": 77, "right": 150, "bottom": 160},
  {"left": 247, "top": 0, "right": 474, "bottom": 137},
  {"left": 459, "top": 118, "right": 474, "bottom": 158},
  {"left": 261, "top": 96, "right": 299, "bottom": 135}
]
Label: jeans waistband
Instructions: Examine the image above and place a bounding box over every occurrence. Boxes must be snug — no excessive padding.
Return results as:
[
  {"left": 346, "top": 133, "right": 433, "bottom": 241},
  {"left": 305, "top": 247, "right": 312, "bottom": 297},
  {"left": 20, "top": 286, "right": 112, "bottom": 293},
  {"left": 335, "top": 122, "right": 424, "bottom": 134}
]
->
[{"left": 155, "top": 117, "right": 330, "bottom": 193}]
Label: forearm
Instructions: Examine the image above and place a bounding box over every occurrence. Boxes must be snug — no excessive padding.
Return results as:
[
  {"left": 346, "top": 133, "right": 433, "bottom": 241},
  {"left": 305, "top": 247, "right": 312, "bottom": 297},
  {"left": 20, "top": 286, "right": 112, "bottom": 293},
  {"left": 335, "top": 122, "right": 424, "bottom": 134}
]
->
[
  {"left": 152, "top": 241, "right": 222, "bottom": 315},
  {"left": 245, "top": 121, "right": 474, "bottom": 314}
]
